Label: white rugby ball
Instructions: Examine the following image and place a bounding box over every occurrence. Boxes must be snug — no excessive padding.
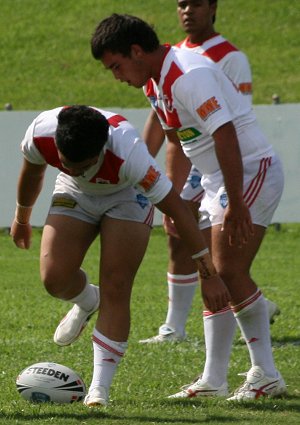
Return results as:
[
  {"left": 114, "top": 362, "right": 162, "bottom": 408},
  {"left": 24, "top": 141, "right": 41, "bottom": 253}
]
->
[{"left": 16, "top": 362, "right": 86, "bottom": 403}]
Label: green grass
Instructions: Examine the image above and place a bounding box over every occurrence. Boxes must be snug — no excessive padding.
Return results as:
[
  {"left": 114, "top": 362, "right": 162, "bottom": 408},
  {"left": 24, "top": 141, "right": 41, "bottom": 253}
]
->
[
  {"left": 0, "top": 0, "right": 299, "bottom": 110},
  {"left": 1, "top": 0, "right": 300, "bottom": 423},
  {"left": 0, "top": 224, "right": 300, "bottom": 424}
]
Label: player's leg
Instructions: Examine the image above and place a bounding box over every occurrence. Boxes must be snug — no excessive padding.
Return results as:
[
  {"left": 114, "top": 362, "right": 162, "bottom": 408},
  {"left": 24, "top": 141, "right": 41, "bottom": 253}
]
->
[
  {"left": 223, "top": 157, "right": 285, "bottom": 400},
  {"left": 164, "top": 227, "right": 200, "bottom": 337},
  {"left": 40, "top": 214, "right": 100, "bottom": 346},
  {"left": 168, "top": 224, "right": 235, "bottom": 399},
  {"left": 85, "top": 216, "right": 151, "bottom": 406},
  {"left": 139, "top": 167, "right": 203, "bottom": 344},
  {"left": 169, "top": 157, "right": 285, "bottom": 400},
  {"left": 211, "top": 222, "right": 285, "bottom": 400},
  {"left": 168, "top": 223, "right": 277, "bottom": 399}
]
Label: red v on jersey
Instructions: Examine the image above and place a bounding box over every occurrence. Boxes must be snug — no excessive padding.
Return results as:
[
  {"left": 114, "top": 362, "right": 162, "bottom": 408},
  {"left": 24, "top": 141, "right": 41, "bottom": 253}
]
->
[{"left": 33, "top": 136, "right": 124, "bottom": 184}]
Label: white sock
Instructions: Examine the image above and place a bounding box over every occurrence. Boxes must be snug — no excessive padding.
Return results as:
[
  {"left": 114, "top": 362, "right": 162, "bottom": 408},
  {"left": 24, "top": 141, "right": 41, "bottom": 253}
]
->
[
  {"left": 164, "top": 272, "right": 198, "bottom": 336},
  {"left": 202, "top": 307, "right": 237, "bottom": 387},
  {"left": 69, "top": 271, "right": 99, "bottom": 312},
  {"left": 89, "top": 328, "right": 128, "bottom": 392},
  {"left": 234, "top": 290, "right": 277, "bottom": 377}
]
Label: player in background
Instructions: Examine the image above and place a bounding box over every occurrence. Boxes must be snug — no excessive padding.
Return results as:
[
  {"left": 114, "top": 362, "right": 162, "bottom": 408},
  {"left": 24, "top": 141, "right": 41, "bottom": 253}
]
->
[
  {"left": 139, "top": 0, "right": 280, "bottom": 344},
  {"left": 91, "top": 13, "right": 286, "bottom": 401},
  {"left": 10, "top": 105, "right": 230, "bottom": 407}
]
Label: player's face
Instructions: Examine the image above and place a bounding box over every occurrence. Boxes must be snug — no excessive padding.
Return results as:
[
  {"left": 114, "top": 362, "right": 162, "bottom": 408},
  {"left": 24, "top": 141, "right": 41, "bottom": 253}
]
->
[
  {"left": 100, "top": 47, "right": 151, "bottom": 88},
  {"left": 58, "top": 152, "right": 99, "bottom": 177},
  {"left": 177, "top": 0, "right": 216, "bottom": 41}
]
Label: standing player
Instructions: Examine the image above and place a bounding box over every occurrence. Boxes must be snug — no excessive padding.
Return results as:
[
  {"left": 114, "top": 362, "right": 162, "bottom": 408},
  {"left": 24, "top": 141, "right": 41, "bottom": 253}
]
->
[
  {"left": 90, "top": 14, "right": 286, "bottom": 401},
  {"left": 10, "top": 105, "right": 230, "bottom": 406},
  {"left": 140, "top": 0, "right": 279, "bottom": 344}
]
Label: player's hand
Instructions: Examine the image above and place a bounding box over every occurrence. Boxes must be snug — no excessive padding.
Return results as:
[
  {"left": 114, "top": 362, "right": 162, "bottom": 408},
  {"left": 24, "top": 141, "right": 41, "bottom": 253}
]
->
[
  {"left": 163, "top": 214, "right": 180, "bottom": 238},
  {"left": 10, "top": 220, "right": 32, "bottom": 249},
  {"left": 221, "top": 202, "right": 254, "bottom": 247},
  {"left": 200, "top": 275, "right": 231, "bottom": 313}
]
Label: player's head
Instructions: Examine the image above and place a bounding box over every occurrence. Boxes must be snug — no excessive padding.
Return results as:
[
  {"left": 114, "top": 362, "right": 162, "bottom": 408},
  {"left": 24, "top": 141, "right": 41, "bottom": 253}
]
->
[
  {"left": 91, "top": 14, "right": 160, "bottom": 89},
  {"left": 91, "top": 13, "right": 159, "bottom": 60},
  {"left": 177, "top": 0, "right": 217, "bottom": 39},
  {"left": 55, "top": 105, "right": 109, "bottom": 175}
]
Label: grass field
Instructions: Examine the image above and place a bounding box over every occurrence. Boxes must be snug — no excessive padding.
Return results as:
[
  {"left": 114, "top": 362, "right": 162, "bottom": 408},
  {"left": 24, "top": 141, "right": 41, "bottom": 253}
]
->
[
  {"left": 0, "top": 0, "right": 299, "bottom": 109},
  {"left": 1, "top": 0, "right": 299, "bottom": 423},
  {"left": 0, "top": 224, "right": 299, "bottom": 424}
]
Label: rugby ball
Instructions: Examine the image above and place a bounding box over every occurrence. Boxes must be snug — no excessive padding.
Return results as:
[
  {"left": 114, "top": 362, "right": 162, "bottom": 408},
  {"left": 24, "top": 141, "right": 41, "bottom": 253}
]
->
[{"left": 16, "top": 362, "right": 86, "bottom": 403}]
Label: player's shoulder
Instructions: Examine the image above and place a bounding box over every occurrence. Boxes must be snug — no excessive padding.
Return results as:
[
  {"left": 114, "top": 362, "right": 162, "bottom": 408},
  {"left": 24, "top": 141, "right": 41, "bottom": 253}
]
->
[
  {"left": 174, "top": 34, "right": 246, "bottom": 67},
  {"left": 34, "top": 107, "right": 62, "bottom": 122},
  {"left": 172, "top": 44, "right": 212, "bottom": 67},
  {"left": 96, "top": 108, "right": 141, "bottom": 156},
  {"left": 33, "top": 107, "right": 62, "bottom": 137},
  {"left": 93, "top": 107, "right": 135, "bottom": 132},
  {"left": 201, "top": 34, "right": 245, "bottom": 62}
]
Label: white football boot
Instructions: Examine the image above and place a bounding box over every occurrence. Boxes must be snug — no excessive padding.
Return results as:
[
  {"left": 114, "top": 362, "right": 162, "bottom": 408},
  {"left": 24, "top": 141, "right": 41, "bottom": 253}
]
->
[
  {"left": 54, "top": 284, "right": 99, "bottom": 346},
  {"left": 139, "top": 324, "right": 186, "bottom": 344},
  {"left": 227, "top": 365, "right": 286, "bottom": 401},
  {"left": 168, "top": 375, "right": 228, "bottom": 399},
  {"left": 84, "top": 386, "right": 109, "bottom": 407}
]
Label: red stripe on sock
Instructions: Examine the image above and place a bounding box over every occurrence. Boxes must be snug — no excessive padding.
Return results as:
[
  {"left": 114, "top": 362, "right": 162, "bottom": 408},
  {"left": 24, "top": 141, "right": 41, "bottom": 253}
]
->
[
  {"left": 92, "top": 335, "right": 124, "bottom": 357},
  {"left": 203, "top": 306, "right": 232, "bottom": 317},
  {"left": 231, "top": 290, "right": 262, "bottom": 313}
]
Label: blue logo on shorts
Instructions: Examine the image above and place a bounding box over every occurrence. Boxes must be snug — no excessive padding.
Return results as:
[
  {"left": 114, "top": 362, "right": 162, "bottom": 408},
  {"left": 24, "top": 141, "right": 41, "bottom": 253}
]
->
[
  {"left": 188, "top": 174, "right": 201, "bottom": 189},
  {"left": 136, "top": 194, "right": 149, "bottom": 209},
  {"left": 149, "top": 96, "right": 158, "bottom": 109},
  {"left": 220, "top": 193, "right": 228, "bottom": 208}
]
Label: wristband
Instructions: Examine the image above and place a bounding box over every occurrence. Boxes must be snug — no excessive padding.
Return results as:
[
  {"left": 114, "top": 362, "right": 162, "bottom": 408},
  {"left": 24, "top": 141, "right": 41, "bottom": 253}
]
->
[
  {"left": 16, "top": 201, "right": 34, "bottom": 208},
  {"left": 191, "top": 248, "right": 209, "bottom": 260},
  {"left": 15, "top": 201, "right": 33, "bottom": 225},
  {"left": 192, "top": 249, "right": 217, "bottom": 279},
  {"left": 14, "top": 217, "right": 30, "bottom": 225}
]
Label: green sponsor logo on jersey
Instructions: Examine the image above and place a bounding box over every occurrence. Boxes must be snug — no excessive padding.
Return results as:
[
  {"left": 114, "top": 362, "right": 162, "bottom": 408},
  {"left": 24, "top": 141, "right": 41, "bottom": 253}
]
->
[{"left": 176, "top": 127, "right": 202, "bottom": 143}]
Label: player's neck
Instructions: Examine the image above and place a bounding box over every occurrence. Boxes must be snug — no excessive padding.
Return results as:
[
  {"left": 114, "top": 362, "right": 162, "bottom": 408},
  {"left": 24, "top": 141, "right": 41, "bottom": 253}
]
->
[
  {"left": 152, "top": 44, "right": 170, "bottom": 82},
  {"left": 188, "top": 29, "right": 217, "bottom": 45}
]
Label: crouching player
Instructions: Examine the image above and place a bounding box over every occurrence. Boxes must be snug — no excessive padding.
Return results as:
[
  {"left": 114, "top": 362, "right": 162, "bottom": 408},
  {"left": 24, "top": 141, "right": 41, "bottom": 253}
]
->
[{"left": 10, "top": 105, "right": 230, "bottom": 407}]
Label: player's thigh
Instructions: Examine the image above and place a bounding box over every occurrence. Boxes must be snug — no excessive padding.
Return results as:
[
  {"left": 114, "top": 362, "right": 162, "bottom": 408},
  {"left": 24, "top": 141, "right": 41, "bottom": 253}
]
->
[
  {"left": 100, "top": 216, "right": 151, "bottom": 286},
  {"left": 211, "top": 223, "right": 266, "bottom": 277},
  {"left": 40, "top": 214, "right": 99, "bottom": 276}
]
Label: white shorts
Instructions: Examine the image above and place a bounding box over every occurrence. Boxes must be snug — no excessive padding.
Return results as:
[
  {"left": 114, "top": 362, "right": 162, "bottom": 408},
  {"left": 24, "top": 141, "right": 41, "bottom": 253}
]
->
[
  {"left": 199, "top": 155, "right": 284, "bottom": 229},
  {"left": 181, "top": 165, "right": 204, "bottom": 203},
  {"left": 48, "top": 178, "right": 154, "bottom": 227}
]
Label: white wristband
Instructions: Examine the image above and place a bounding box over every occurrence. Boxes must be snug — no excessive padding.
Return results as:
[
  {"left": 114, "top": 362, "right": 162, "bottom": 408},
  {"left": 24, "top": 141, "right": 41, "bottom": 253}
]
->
[
  {"left": 191, "top": 248, "right": 209, "bottom": 260},
  {"left": 16, "top": 201, "right": 33, "bottom": 208}
]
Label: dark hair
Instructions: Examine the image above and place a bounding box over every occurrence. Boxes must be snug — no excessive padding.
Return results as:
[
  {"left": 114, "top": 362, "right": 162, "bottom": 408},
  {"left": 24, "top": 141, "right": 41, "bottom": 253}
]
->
[
  {"left": 91, "top": 13, "right": 160, "bottom": 59},
  {"left": 55, "top": 105, "right": 109, "bottom": 162}
]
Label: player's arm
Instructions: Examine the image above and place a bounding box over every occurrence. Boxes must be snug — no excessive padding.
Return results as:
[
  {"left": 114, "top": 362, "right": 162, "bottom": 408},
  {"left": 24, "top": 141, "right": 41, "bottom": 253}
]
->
[
  {"left": 155, "top": 186, "right": 231, "bottom": 313},
  {"left": 212, "top": 121, "right": 253, "bottom": 247},
  {"left": 165, "top": 129, "right": 191, "bottom": 193},
  {"left": 165, "top": 129, "right": 192, "bottom": 210},
  {"left": 143, "top": 109, "right": 166, "bottom": 157},
  {"left": 10, "top": 158, "right": 47, "bottom": 249},
  {"left": 164, "top": 129, "right": 193, "bottom": 236}
]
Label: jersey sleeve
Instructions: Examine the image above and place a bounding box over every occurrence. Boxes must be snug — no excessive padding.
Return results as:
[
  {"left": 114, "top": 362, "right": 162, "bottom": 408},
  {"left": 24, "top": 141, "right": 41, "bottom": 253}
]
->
[
  {"left": 175, "top": 68, "right": 233, "bottom": 135},
  {"left": 222, "top": 51, "right": 253, "bottom": 105},
  {"left": 122, "top": 138, "right": 172, "bottom": 204},
  {"left": 21, "top": 119, "right": 47, "bottom": 165}
]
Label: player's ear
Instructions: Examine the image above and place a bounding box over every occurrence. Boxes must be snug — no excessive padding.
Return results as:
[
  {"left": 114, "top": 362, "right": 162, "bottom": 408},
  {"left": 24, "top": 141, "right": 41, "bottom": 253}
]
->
[
  {"left": 210, "top": 2, "right": 217, "bottom": 23},
  {"left": 131, "top": 44, "right": 144, "bottom": 59}
]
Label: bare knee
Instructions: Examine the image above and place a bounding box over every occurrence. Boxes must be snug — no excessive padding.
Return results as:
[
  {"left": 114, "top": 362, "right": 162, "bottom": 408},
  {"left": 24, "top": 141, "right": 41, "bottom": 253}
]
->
[{"left": 41, "top": 267, "right": 75, "bottom": 300}]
